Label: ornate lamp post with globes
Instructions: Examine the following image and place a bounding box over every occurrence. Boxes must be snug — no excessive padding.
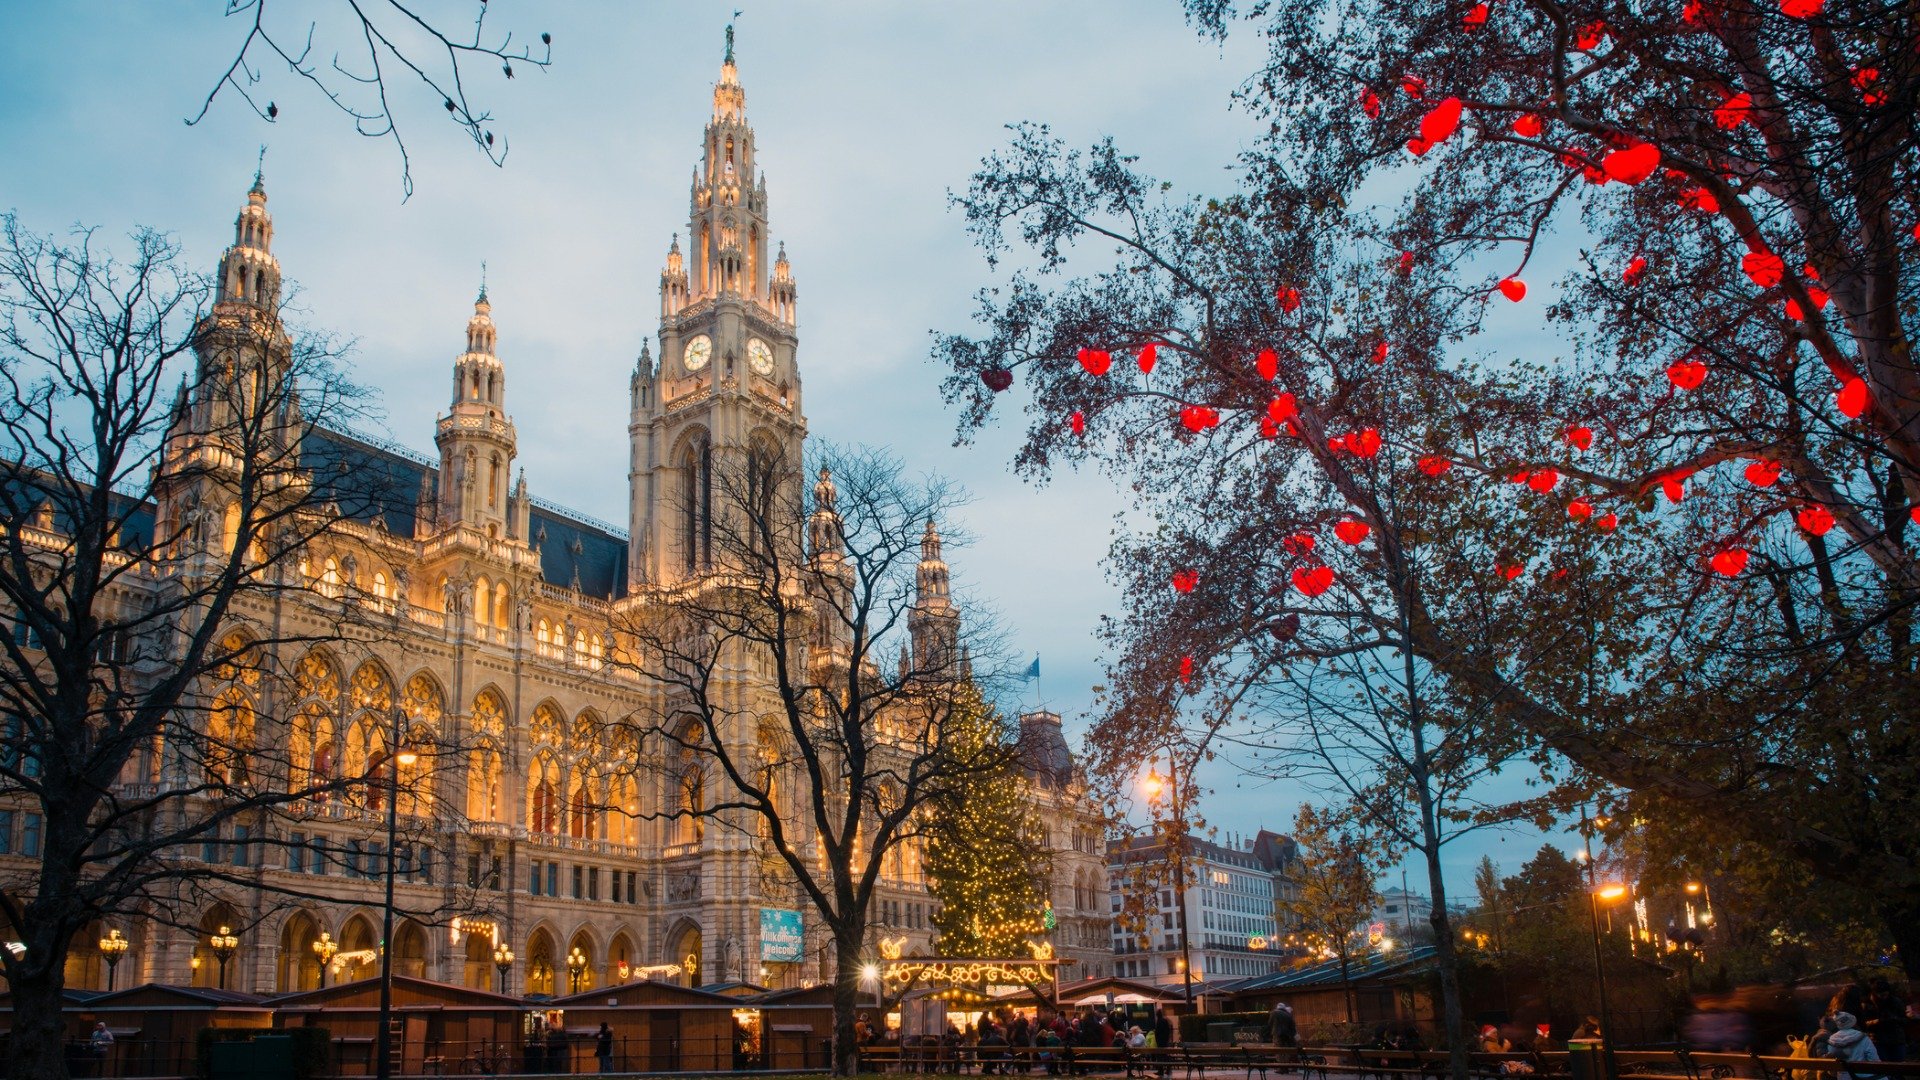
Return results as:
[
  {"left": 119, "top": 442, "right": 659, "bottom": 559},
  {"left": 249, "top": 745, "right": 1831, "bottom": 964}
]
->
[
  {"left": 208, "top": 927, "right": 239, "bottom": 990},
  {"left": 566, "top": 947, "right": 588, "bottom": 994},
  {"left": 493, "top": 943, "right": 514, "bottom": 995},
  {"left": 312, "top": 932, "right": 339, "bottom": 989},
  {"left": 98, "top": 928, "right": 129, "bottom": 991}
]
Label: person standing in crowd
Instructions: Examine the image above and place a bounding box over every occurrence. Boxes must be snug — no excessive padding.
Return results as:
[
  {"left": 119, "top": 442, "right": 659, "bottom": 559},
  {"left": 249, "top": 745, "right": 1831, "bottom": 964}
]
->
[
  {"left": 1153, "top": 1008, "right": 1176, "bottom": 1080},
  {"left": 595, "top": 1022, "right": 614, "bottom": 1073},
  {"left": 1865, "top": 979, "right": 1908, "bottom": 1062},
  {"left": 1268, "top": 1001, "right": 1299, "bottom": 1047},
  {"left": 89, "top": 1022, "right": 114, "bottom": 1075}
]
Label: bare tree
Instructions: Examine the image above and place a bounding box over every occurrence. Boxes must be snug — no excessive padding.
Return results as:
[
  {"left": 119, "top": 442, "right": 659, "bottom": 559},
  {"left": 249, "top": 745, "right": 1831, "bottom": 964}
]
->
[
  {"left": 0, "top": 215, "right": 478, "bottom": 1079},
  {"left": 609, "top": 444, "right": 1010, "bottom": 1077},
  {"left": 187, "top": 0, "right": 555, "bottom": 199}
]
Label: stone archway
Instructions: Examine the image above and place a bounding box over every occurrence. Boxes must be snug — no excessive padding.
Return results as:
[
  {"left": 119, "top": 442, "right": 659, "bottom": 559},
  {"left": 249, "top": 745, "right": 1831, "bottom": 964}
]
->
[
  {"left": 525, "top": 927, "right": 558, "bottom": 996},
  {"left": 338, "top": 914, "right": 379, "bottom": 984},
  {"left": 393, "top": 920, "right": 428, "bottom": 980},
  {"left": 192, "top": 904, "right": 246, "bottom": 989},
  {"left": 607, "top": 931, "right": 636, "bottom": 987},
  {"left": 278, "top": 912, "right": 324, "bottom": 992},
  {"left": 464, "top": 931, "right": 496, "bottom": 990},
  {"left": 665, "top": 920, "right": 703, "bottom": 988}
]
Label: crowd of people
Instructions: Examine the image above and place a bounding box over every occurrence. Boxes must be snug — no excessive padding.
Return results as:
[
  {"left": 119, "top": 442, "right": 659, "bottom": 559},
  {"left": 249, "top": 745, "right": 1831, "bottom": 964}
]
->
[{"left": 861, "top": 1005, "right": 1180, "bottom": 1076}]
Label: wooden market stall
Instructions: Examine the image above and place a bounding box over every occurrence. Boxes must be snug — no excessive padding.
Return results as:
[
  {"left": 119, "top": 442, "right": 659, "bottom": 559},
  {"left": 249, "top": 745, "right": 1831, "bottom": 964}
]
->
[
  {"left": 268, "top": 974, "right": 525, "bottom": 1076},
  {"left": 0, "top": 983, "right": 273, "bottom": 1078},
  {"left": 545, "top": 978, "right": 747, "bottom": 1073}
]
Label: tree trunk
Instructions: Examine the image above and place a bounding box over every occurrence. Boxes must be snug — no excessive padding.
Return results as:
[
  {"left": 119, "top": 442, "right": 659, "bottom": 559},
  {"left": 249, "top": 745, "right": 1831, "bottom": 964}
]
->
[
  {"left": 831, "top": 930, "right": 866, "bottom": 1077},
  {"left": 7, "top": 962, "right": 74, "bottom": 1080},
  {"left": 1424, "top": 859, "right": 1469, "bottom": 1080},
  {"left": 1339, "top": 953, "right": 1354, "bottom": 1024}
]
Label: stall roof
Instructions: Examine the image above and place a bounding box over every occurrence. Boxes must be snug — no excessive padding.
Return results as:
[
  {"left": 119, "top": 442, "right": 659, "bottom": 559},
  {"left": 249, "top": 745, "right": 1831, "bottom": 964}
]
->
[
  {"left": 267, "top": 973, "right": 524, "bottom": 1010},
  {"left": 1217, "top": 945, "right": 1438, "bottom": 994},
  {"left": 61, "top": 983, "right": 272, "bottom": 1010},
  {"left": 546, "top": 979, "right": 742, "bottom": 1008},
  {"left": 1051, "top": 976, "right": 1191, "bottom": 1005},
  {"left": 700, "top": 980, "right": 771, "bottom": 998}
]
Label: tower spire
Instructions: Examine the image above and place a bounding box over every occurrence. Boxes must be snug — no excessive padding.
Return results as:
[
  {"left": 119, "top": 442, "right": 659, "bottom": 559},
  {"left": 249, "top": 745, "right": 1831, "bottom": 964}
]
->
[
  {"left": 214, "top": 168, "right": 282, "bottom": 311},
  {"left": 434, "top": 289, "right": 517, "bottom": 536}
]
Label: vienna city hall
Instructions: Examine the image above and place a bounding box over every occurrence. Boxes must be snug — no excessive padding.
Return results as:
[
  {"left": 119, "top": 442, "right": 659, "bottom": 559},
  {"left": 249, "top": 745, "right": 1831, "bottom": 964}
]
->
[{"left": 25, "top": 46, "right": 1112, "bottom": 1000}]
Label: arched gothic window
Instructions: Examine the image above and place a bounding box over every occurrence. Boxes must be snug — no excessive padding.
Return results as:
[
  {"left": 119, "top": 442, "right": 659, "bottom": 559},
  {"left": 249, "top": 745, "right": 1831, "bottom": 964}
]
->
[{"left": 681, "top": 434, "right": 711, "bottom": 573}]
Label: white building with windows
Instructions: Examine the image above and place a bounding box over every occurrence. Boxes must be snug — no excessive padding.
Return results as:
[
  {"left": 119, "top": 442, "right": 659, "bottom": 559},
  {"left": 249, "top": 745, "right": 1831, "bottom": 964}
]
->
[{"left": 1108, "top": 834, "right": 1285, "bottom": 987}]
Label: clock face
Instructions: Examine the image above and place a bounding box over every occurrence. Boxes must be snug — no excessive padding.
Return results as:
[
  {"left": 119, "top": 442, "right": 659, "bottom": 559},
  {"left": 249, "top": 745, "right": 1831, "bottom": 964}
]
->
[
  {"left": 748, "top": 338, "right": 774, "bottom": 376},
  {"left": 683, "top": 335, "right": 712, "bottom": 372}
]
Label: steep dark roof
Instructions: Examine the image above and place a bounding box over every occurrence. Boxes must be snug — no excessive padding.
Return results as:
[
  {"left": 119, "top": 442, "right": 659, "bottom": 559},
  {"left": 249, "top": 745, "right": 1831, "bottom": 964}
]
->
[{"left": 1016, "top": 710, "right": 1074, "bottom": 789}]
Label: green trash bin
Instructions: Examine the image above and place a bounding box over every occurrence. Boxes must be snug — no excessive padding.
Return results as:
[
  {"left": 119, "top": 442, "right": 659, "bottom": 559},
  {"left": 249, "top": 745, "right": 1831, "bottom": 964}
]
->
[
  {"left": 1566, "top": 1038, "right": 1611, "bottom": 1080},
  {"left": 211, "top": 1034, "right": 296, "bottom": 1080}
]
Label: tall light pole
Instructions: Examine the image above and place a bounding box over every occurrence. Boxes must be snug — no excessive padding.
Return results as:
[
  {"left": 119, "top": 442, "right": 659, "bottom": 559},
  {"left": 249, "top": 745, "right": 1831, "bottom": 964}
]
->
[
  {"left": 208, "top": 927, "right": 239, "bottom": 990},
  {"left": 494, "top": 943, "right": 515, "bottom": 995},
  {"left": 567, "top": 947, "right": 589, "bottom": 994},
  {"left": 98, "top": 929, "right": 129, "bottom": 991},
  {"left": 1144, "top": 764, "right": 1194, "bottom": 1006},
  {"left": 375, "top": 705, "right": 421, "bottom": 1080},
  {"left": 312, "top": 932, "right": 338, "bottom": 989}
]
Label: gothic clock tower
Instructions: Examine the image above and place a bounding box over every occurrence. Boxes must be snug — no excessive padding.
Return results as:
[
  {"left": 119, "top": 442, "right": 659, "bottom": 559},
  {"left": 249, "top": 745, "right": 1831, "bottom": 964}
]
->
[{"left": 629, "top": 30, "right": 804, "bottom": 588}]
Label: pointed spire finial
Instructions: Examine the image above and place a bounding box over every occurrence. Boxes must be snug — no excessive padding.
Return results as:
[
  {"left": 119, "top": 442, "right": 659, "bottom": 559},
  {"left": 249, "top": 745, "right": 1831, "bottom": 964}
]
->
[
  {"left": 478, "top": 260, "right": 489, "bottom": 305},
  {"left": 252, "top": 145, "right": 268, "bottom": 193},
  {"left": 725, "top": 11, "right": 740, "bottom": 63}
]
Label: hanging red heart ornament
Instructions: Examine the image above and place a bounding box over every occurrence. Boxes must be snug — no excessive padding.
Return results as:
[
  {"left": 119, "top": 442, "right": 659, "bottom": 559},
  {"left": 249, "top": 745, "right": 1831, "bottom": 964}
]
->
[
  {"left": 1277, "top": 287, "right": 1303, "bottom": 313},
  {"left": 1498, "top": 277, "right": 1527, "bottom": 302},
  {"left": 1565, "top": 426, "right": 1593, "bottom": 451},
  {"left": 1568, "top": 498, "right": 1594, "bottom": 520},
  {"left": 1797, "top": 505, "right": 1835, "bottom": 536},
  {"left": 1361, "top": 87, "right": 1382, "bottom": 119},
  {"left": 1179, "top": 655, "right": 1194, "bottom": 684},
  {"left": 1709, "top": 547, "right": 1749, "bottom": 576},
  {"left": 1351, "top": 428, "right": 1383, "bottom": 458},
  {"left": 1078, "top": 348, "right": 1112, "bottom": 376},
  {"left": 1329, "top": 434, "right": 1351, "bottom": 454},
  {"left": 1680, "top": 188, "right": 1721, "bottom": 213},
  {"left": 1527, "top": 468, "right": 1560, "bottom": 493},
  {"left": 1398, "top": 251, "right": 1417, "bottom": 274},
  {"left": 1406, "top": 137, "right": 1433, "bottom": 157},
  {"left": 1513, "top": 113, "right": 1544, "bottom": 138},
  {"left": 1418, "top": 455, "right": 1453, "bottom": 476},
  {"left": 1714, "top": 92, "right": 1753, "bottom": 130},
  {"left": 1780, "top": 0, "right": 1822, "bottom": 17},
  {"left": 1661, "top": 477, "right": 1687, "bottom": 503},
  {"left": 1179, "top": 405, "right": 1221, "bottom": 432},
  {"left": 1069, "top": 411, "right": 1086, "bottom": 436},
  {"left": 1283, "top": 533, "right": 1316, "bottom": 557},
  {"left": 1666, "top": 358, "right": 1708, "bottom": 390},
  {"left": 1836, "top": 376, "right": 1869, "bottom": 419},
  {"left": 1137, "top": 343, "right": 1158, "bottom": 374},
  {"left": 1401, "top": 74, "right": 1426, "bottom": 98},
  {"left": 1602, "top": 143, "right": 1661, "bottom": 185},
  {"left": 1371, "top": 341, "right": 1391, "bottom": 365},
  {"left": 1576, "top": 20, "right": 1608, "bottom": 48},
  {"left": 1464, "top": 2, "right": 1489, "bottom": 25},
  {"left": 1623, "top": 256, "right": 1647, "bottom": 284},
  {"left": 1256, "top": 348, "right": 1279, "bottom": 381},
  {"left": 1259, "top": 417, "right": 1280, "bottom": 440},
  {"left": 1268, "top": 393, "right": 1298, "bottom": 422},
  {"left": 1742, "top": 251, "right": 1785, "bottom": 289},
  {"left": 1595, "top": 512, "right": 1619, "bottom": 531},
  {"left": 1498, "top": 562, "right": 1524, "bottom": 581},
  {"left": 1292, "top": 565, "right": 1335, "bottom": 597},
  {"left": 1744, "top": 460, "right": 1781, "bottom": 487},
  {"left": 1421, "top": 97, "right": 1465, "bottom": 144},
  {"left": 1171, "top": 569, "right": 1199, "bottom": 594},
  {"left": 1333, "top": 519, "right": 1371, "bottom": 545},
  {"left": 981, "top": 368, "right": 1013, "bottom": 392}
]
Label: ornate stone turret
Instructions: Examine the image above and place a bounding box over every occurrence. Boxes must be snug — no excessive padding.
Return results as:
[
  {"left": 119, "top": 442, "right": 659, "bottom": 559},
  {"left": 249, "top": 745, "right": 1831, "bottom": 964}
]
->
[
  {"left": 909, "top": 519, "right": 960, "bottom": 676},
  {"left": 214, "top": 168, "right": 283, "bottom": 312},
  {"left": 433, "top": 284, "right": 519, "bottom": 538}
]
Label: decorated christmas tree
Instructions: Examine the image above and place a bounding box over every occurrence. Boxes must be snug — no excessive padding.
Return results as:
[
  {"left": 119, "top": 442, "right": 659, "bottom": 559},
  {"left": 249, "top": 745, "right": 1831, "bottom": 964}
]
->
[{"left": 925, "top": 686, "right": 1052, "bottom": 958}]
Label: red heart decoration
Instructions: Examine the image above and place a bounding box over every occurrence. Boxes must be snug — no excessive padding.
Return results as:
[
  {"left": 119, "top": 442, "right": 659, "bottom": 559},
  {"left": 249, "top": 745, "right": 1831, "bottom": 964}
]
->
[
  {"left": 1527, "top": 468, "right": 1560, "bottom": 493},
  {"left": 1742, "top": 251, "right": 1785, "bottom": 289},
  {"left": 1371, "top": 341, "right": 1391, "bottom": 365},
  {"left": 1398, "top": 251, "right": 1417, "bottom": 273},
  {"left": 1421, "top": 97, "right": 1465, "bottom": 145},
  {"left": 1567, "top": 498, "right": 1593, "bottom": 520},
  {"left": 1602, "top": 143, "right": 1661, "bottom": 185},
  {"left": 1179, "top": 655, "right": 1194, "bottom": 684},
  {"left": 1078, "top": 347, "right": 1112, "bottom": 376},
  {"left": 1576, "top": 20, "right": 1607, "bottom": 49},
  {"left": 1565, "top": 426, "right": 1593, "bottom": 451},
  {"left": 1797, "top": 505, "right": 1835, "bottom": 536},
  {"left": 1684, "top": 0, "right": 1708, "bottom": 23},
  {"left": 1464, "top": 2, "right": 1489, "bottom": 25},
  {"left": 1333, "top": 519, "right": 1371, "bottom": 545},
  {"left": 1277, "top": 287, "right": 1303, "bottom": 313},
  {"left": 1714, "top": 92, "right": 1752, "bottom": 130},
  {"left": 1329, "top": 434, "right": 1351, "bottom": 454},
  {"left": 981, "top": 368, "right": 1013, "bottom": 392},
  {"left": 1417, "top": 455, "right": 1452, "bottom": 476},
  {"left": 1283, "top": 533, "right": 1316, "bottom": 556},
  {"left": 1508, "top": 471, "right": 1530, "bottom": 485},
  {"left": 1709, "top": 547, "right": 1749, "bottom": 576},
  {"left": 1069, "top": 411, "right": 1086, "bottom": 436},
  {"left": 1137, "top": 343, "right": 1158, "bottom": 374},
  {"left": 1809, "top": 286, "right": 1830, "bottom": 310},
  {"left": 1257, "top": 347, "right": 1279, "bottom": 381},
  {"left": 1744, "top": 460, "right": 1781, "bottom": 487},
  {"left": 1666, "top": 359, "right": 1708, "bottom": 390},
  {"left": 1268, "top": 393, "right": 1298, "bottom": 422},
  {"left": 1259, "top": 417, "right": 1280, "bottom": 440},
  {"left": 1406, "top": 137, "right": 1433, "bottom": 157},
  {"left": 1595, "top": 512, "right": 1619, "bottom": 531},
  {"left": 1512, "top": 114, "right": 1543, "bottom": 137},
  {"left": 1351, "top": 428, "right": 1382, "bottom": 458},
  {"left": 1661, "top": 477, "right": 1687, "bottom": 503},
  {"left": 1179, "top": 405, "right": 1221, "bottom": 432},
  {"left": 1680, "top": 188, "right": 1720, "bottom": 213},
  {"left": 1780, "top": 0, "right": 1821, "bottom": 17},
  {"left": 1292, "top": 565, "right": 1335, "bottom": 597},
  {"left": 1836, "top": 376, "right": 1869, "bottom": 418},
  {"left": 1171, "top": 569, "right": 1199, "bottom": 593},
  {"left": 1910, "top": 506, "right": 1920, "bottom": 525},
  {"left": 1361, "top": 87, "right": 1382, "bottom": 119},
  {"left": 1623, "top": 256, "right": 1647, "bottom": 284},
  {"left": 1401, "top": 74, "right": 1426, "bottom": 98},
  {"left": 1498, "top": 277, "right": 1527, "bottom": 302},
  {"left": 1498, "top": 562, "right": 1524, "bottom": 581}
]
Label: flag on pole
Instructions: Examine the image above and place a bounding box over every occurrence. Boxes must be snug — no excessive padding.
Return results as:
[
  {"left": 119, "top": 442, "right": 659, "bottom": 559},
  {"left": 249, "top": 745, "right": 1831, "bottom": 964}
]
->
[{"left": 1023, "top": 656, "right": 1041, "bottom": 680}]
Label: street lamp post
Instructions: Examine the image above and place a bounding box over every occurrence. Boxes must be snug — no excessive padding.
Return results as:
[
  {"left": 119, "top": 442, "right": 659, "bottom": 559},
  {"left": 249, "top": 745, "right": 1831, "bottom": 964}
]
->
[
  {"left": 567, "top": 947, "right": 588, "bottom": 994},
  {"left": 1144, "top": 763, "right": 1195, "bottom": 1006},
  {"left": 375, "top": 705, "right": 421, "bottom": 1080},
  {"left": 99, "top": 929, "right": 129, "bottom": 991},
  {"left": 312, "top": 932, "right": 339, "bottom": 989},
  {"left": 208, "top": 927, "right": 239, "bottom": 990},
  {"left": 494, "top": 944, "right": 514, "bottom": 995}
]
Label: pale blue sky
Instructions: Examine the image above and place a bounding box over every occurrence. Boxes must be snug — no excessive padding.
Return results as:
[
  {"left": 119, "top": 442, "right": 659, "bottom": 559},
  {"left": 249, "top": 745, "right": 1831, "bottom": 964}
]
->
[{"left": 0, "top": 1, "right": 1570, "bottom": 895}]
